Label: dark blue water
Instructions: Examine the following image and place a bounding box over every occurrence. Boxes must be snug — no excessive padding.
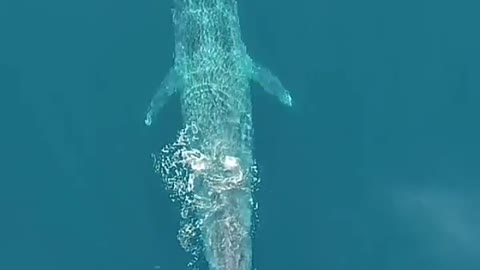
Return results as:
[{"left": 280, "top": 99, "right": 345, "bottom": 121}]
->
[{"left": 1, "top": 0, "right": 479, "bottom": 269}]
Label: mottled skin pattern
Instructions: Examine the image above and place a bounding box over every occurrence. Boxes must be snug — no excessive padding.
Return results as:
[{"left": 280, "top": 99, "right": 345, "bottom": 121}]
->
[
  {"left": 173, "top": 1, "right": 255, "bottom": 270},
  {"left": 145, "top": 0, "right": 291, "bottom": 269},
  {"left": 174, "top": 0, "right": 254, "bottom": 159}
]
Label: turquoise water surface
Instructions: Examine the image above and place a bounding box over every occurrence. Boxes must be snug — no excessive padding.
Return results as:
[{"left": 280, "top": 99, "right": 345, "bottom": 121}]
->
[{"left": 1, "top": 0, "right": 479, "bottom": 269}]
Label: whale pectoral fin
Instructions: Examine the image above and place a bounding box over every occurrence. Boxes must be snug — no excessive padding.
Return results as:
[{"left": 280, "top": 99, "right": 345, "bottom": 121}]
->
[
  {"left": 144, "top": 67, "right": 179, "bottom": 126},
  {"left": 251, "top": 63, "right": 293, "bottom": 107}
]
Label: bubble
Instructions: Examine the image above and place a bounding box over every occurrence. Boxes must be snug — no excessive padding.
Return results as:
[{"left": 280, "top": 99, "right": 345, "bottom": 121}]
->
[
  {"left": 223, "top": 155, "right": 240, "bottom": 170},
  {"left": 151, "top": 123, "right": 261, "bottom": 270}
]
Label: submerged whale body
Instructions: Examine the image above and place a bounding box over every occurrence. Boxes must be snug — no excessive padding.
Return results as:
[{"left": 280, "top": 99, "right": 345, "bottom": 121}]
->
[{"left": 145, "top": 1, "right": 293, "bottom": 269}]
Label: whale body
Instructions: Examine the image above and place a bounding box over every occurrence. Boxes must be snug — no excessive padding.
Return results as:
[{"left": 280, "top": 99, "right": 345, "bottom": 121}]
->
[{"left": 145, "top": 1, "right": 292, "bottom": 269}]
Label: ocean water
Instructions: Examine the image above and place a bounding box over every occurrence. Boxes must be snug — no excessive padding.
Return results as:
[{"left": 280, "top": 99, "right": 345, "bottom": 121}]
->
[{"left": 1, "top": 0, "right": 479, "bottom": 270}]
